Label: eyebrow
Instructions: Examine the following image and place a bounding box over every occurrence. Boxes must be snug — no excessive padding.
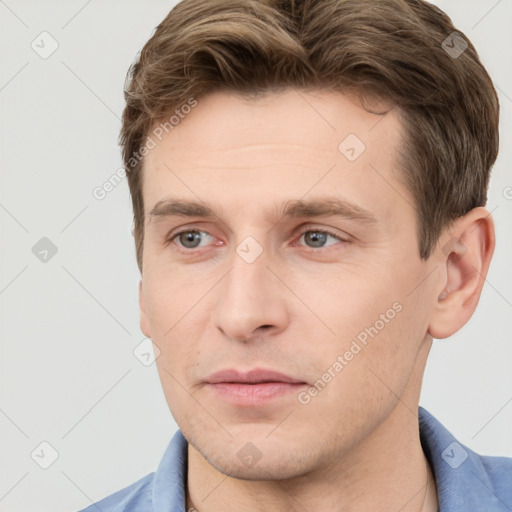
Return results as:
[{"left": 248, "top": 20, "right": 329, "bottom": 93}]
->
[{"left": 148, "top": 197, "right": 378, "bottom": 225}]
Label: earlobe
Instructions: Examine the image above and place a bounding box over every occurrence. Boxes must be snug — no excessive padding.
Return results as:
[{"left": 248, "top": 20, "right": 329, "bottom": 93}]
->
[
  {"left": 139, "top": 280, "right": 152, "bottom": 338},
  {"left": 428, "top": 207, "right": 495, "bottom": 339}
]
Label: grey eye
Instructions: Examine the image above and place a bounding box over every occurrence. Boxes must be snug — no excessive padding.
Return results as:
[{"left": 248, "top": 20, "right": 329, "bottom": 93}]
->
[
  {"left": 178, "top": 231, "right": 203, "bottom": 248},
  {"left": 302, "top": 230, "right": 338, "bottom": 248}
]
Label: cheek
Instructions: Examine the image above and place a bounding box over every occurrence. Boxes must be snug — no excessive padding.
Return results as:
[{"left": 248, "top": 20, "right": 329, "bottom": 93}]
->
[
  {"left": 153, "top": 332, "right": 203, "bottom": 426},
  {"left": 303, "top": 267, "right": 395, "bottom": 345},
  {"left": 300, "top": 264, "right": 427, "bottom": 393},
  {"left": 142, "top": 272, "right": 209, "bottom": 390},
  {"left": 154, "top": 362, "right": 189, "bottom": 427},
  {"left": 142, "top": 264, "right": 206, "bottom": 335}
]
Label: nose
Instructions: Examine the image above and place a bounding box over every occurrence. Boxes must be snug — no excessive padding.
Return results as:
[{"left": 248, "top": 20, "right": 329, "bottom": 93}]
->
[{"left": 211, "top": 245, "right": 289, "bottom": 343}]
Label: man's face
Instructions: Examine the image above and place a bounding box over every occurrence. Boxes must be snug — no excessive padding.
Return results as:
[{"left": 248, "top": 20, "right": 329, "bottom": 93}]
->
[{"left": 140, "top": 89, "right": 439, "bottom": 478}]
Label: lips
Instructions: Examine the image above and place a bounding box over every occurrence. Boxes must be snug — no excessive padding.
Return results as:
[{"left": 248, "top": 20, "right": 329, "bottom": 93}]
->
[
  {"left": 206, "top": 368, "right": 306, "bottom": 385},
  {"left": 205, "top": 368, "right": 308, "bottom": 406}
]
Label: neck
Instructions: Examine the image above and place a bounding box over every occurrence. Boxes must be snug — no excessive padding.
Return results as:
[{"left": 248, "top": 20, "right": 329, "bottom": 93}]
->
[{"left": 186, "top": 406, "right": 438, "bottom": 512}]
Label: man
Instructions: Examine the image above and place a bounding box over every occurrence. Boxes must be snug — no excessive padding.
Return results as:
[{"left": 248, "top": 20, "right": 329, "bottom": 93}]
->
[{"left": 80, "top": 0, "right": 512, "bottom": 510}]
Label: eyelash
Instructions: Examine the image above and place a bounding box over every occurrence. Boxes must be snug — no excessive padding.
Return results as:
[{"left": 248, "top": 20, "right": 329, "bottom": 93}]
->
[{"left": 167, "top": 226, "right": 349, "bottom": 251}]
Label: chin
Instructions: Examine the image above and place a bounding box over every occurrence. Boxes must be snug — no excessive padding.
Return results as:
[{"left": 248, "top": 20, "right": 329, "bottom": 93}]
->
[
  {"left": 190, "top": 434, "right": 320, "bottom": 481},
  {"left": 210, "top": 455, "right": 309, "bottom": 481}
]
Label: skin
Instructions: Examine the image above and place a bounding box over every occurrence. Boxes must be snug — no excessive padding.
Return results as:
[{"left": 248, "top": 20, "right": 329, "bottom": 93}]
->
[{"left": 138, "top": 89, "right": 494, "bottom": 512}]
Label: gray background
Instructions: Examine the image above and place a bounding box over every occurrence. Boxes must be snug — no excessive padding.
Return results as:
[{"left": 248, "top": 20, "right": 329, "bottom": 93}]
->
[{"left": 0, "top": 1, "right": 511, "bottom": 511}]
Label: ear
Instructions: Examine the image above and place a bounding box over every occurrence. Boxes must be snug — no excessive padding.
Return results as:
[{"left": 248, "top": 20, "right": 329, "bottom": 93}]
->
[
  {"left": 139, "top": 279, "right": 152, "bottom": 338},
  {"left": 428, "top": 207, "right": 495, "bottom": 339}
]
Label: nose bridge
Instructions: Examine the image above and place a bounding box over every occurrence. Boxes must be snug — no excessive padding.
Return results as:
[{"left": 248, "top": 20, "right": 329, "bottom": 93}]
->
[{"left": 212, "top": 237, "right": 287, "bottom": 341}]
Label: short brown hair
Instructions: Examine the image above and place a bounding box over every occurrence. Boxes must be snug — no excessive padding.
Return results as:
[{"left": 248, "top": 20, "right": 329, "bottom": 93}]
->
[{"left": 120, "top": 0, "right": 499, "bottom": 273}]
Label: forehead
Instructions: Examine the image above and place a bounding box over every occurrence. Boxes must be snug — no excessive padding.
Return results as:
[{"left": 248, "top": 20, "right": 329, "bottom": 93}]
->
[
  {"left": 146, "top": 88, "right": 401, "bottom": 159},
  {"left": 141, "top": 88, "right": 410, "bottom": 224}
]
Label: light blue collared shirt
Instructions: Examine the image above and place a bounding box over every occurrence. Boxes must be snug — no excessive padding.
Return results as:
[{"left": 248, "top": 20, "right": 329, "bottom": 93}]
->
[{"left": 78, "top": 407, "right": 512, "bottom": 511}]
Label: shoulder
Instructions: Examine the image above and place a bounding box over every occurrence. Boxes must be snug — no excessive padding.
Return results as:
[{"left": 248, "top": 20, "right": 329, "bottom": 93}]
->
[
  {"left": 76, "top": 472, "right": 155, "bottom": 512},
  {"left": 75, "top": 429, "right": 188, "bottom": 512},
  {"left": 419, "top": 406, "right": 512, "bottom": 510},
  {"left": 478, "top": 452, "right": 512, "bottom": 495}
]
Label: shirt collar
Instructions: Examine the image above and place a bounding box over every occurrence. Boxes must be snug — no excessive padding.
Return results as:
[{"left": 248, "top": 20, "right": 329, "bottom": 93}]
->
[{"left": 152, "top": 427, "right": 187, "bottom": 512}]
